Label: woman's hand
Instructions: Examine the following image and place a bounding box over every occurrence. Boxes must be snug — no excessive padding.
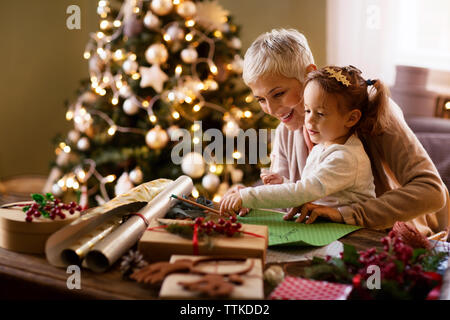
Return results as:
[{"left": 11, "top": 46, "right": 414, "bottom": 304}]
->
[
  {"left": 283, "top": 203, "right": 344, "bottom": 224},
  {"left": 260, "top": 171, "right": 283, "bottom": 185},
  {"left": 219, "top": 189, "right": 243, "bottom": 216}
]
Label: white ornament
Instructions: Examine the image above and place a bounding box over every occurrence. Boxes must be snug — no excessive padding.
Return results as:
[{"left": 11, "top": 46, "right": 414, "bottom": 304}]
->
[
  {"left": 140, "top": 65, "right": 169, "bottom": 92},
  {"left": 122, "top": 59, "right": 138, "bottom": 75},
  {"left": 230, "top": 168, "right": 244, "bottom": 184},
  {"left": 181, "top": 152, "right": 205, "bottom": 178},
  {"left": 202, "top": 173, "right": 220, "bottom": 192},
  {"left": 123, "top": 98, "right": 140, "bottom": 115},
  {"left": 180, "top": 47, "right": 198, "bottom": 64},
  {"left": 230, "top": 37, "right": 242, "bottom": 50},
  {"left": 68, "top": 130, "right": 81, "bottom": 143},
  {"left": 145, "top": 126, "right": 169, "bottom": 149},
  {"left": 119, "top": 85, "right": 133, "bottom": 98},
  {"left": 115, "top": 172, "right": 134, "bottom": 197},
  {"left": 144, "top": 11, "right": 160, "bottom": 29},
  {"left": 150, "top": 0, "right": 173, "bottom": 16},
  {"left": 52, "top": 184, "right": 63, "bottom": 197},
  {"left": 129, "top": 167, "right": 144, "bottom": 184},
  {"left": 166, "top": 25, "right": 185, "bottom": 41},
  {"left": 176, "top": 1, "right": 197, "bottom": 18},
  {"left": 77, "top": 137, "right": 90, "bottom": 151},
  {"left": 145, "top": 43, "right": 168, "bottom": 65}
]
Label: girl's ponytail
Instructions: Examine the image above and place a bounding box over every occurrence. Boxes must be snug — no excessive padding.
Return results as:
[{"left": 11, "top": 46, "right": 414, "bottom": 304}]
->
[{"left": 358, "top": 80, "right": 392, "bottom": 136}]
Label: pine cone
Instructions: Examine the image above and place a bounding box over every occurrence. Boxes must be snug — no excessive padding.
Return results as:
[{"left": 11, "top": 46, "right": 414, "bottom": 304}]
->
[
  {"left": 392, "top": 222, "right": 432, "bottom": 250},
  {"left": 120, "top": 250, "right": 149, "bottom": 279}
]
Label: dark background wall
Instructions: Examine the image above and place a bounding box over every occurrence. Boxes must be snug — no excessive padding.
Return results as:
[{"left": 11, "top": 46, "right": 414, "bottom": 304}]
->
[{"left": 0, "top": 0, "right": 326, "bottom": 178}]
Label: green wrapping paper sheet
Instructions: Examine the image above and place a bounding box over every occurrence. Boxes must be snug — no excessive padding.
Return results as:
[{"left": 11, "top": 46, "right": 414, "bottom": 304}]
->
[{"left": 238, "top": 209, "right": 361, "bottom": 247}]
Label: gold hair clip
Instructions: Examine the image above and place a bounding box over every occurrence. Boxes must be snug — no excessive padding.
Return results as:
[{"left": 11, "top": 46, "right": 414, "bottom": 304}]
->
[{"left": 324, "top": 67, "right": 351, "bottom": 87}]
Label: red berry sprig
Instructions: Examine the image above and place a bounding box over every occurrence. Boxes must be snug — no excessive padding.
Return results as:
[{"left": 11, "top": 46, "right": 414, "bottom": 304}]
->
[
  {"left": 22, "top": 193, "right": 83, "bottom": 223},
  {"left": 194, "top": 216, "right": 242, "bottom": 237}
]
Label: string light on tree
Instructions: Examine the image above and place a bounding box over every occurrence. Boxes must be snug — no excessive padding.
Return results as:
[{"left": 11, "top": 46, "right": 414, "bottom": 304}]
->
[{"left": 47, "top": 0, "right": 277, "bottom": 205}]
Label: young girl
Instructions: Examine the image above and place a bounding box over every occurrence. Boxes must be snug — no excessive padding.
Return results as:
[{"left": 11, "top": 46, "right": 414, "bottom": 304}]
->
[{"left": 219, "top": 65, "right": 392, "bottom": 223}]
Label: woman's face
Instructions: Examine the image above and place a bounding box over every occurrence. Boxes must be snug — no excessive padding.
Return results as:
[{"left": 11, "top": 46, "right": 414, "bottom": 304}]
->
[{"left": 249, "top": 74, "right": 305, "bottom": 131}]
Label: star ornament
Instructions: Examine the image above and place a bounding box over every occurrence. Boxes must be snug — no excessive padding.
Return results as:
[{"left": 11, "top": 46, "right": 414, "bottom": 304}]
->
[
  {"left": 139, "top": 65, "right": 169, "bottom": 93},
  {"left": 324, "top": 67, "right": 351, "bottom": 87}
]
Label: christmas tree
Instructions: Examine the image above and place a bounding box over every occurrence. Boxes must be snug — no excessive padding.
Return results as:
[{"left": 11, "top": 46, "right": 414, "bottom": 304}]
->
[{"left": 45, "top": 0, "right": 277, "bottom": 207}]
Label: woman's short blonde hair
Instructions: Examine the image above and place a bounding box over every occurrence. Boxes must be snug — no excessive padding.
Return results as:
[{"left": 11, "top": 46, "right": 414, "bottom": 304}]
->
[{"left": 243, "top": 29, "right": 315, "bottom": 85}]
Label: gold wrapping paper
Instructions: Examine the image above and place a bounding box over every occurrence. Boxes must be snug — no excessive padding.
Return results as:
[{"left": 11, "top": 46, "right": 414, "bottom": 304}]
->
[{"left": 46, "top": 176, "right": 193, "bottom": 270}]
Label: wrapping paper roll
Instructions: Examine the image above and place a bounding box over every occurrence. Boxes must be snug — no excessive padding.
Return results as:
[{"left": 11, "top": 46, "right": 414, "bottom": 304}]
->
[
  {"left": 45, "top": 176, "right": 193, "bottom": 271},
  {"left": 85, "top": 175, "right": 193, "bottom": 272}
]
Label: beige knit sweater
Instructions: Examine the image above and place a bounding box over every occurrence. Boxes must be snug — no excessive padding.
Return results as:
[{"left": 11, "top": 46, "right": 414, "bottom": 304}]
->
[{"left": 264, "top": 100, "right": 449, "bottom": 236}]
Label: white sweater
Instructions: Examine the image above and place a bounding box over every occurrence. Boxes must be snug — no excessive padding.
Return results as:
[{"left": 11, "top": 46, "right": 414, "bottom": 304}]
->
[{"left": 240, "top": 134, "right": 376, "bottom": 209}]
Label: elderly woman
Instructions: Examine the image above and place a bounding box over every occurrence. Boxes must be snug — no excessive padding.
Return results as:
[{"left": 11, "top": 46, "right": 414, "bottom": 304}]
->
[{"left": 219, "top": 29, "right": 449, "bottom": 236}]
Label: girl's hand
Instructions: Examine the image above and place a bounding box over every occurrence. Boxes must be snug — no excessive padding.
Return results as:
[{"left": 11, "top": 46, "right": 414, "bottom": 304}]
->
[
  {"left": 260, "top": 171, "right": 283, "bottom": 185},
  {"left": 219, "top": 190, "right": 243, "bottom": 216},
  {"left": 283, "top": 203, "right": 344, "bottom": 224}
]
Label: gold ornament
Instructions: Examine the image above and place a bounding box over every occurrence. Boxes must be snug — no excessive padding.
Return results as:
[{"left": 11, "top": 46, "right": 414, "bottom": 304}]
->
[
  {"left": 145, "top": 43, "right": 168, "bottom": 65},
  {"left": 176, "top": 1, "right": 197, "bottom": 18},
  {"left": 150, "top": 0, "right": 173, "bottom": 16},
  {"left": 180, "top": 47, "right": 198, "bottom": 64},
  {"left": 145, "top": 126, "right": 169, "bottom": 149},
  {"left": 143, "top": 11, "right": 160, "bottom": 29}
]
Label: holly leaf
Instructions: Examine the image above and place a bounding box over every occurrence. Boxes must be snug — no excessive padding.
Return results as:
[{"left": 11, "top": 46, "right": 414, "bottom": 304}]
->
[
  {"left": 45, "top": 193, "right": 55, "bottom": 201},
  {"left": 412, "top": 248, "right": 428, "bottom": 263},
  {"left": 342, "top": 243, "right": 362, "bottom": 267},
  {"left": 31, "top": 193, "right": 45, "bottom": 205},
  {"left": 39, "top": 208, "right": 49, "bottom": 218},
  {"left": 22, "top": 206, "right": 30, "bottom": 213}
]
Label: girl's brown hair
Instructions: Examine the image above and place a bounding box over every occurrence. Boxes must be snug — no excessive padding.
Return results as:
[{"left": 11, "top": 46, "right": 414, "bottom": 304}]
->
[{"left": 305, "top": 65, "right": 392, "bottom": 136}]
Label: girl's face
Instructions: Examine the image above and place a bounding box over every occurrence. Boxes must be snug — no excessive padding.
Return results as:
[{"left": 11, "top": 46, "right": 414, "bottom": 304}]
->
[
  {"left": 303, "top": 81, "right": 354, "bottom": 146},
  {"left": 249, "top": 74, "right": 305, "bottom": 131}
]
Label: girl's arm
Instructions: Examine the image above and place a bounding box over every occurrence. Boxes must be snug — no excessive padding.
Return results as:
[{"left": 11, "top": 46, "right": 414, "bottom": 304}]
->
[
  {"left": 337, "top": 100, "right": 448, "bottom": 234},
  {"left": 240, "top": 148, "right": 358, "bottom": 209}
]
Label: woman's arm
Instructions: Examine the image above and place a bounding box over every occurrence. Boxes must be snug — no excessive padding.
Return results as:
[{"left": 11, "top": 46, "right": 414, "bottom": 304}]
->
[{"left": 338, "top": 101, "right": 448, "bottom": 232}]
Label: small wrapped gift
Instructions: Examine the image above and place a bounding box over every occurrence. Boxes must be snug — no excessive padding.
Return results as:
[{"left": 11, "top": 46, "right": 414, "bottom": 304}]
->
[
  {"left": 138, "top": 218, "right": 268, "bottom": 263},
  {"left": 159, "top": 255, "right": 264, "bottom": 299},
  {"left": 269, "top": 276, "right": 353, "bottom": 300}
]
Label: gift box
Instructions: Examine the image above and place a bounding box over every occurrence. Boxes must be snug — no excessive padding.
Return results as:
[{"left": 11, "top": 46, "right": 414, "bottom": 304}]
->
[
  {"left": 0, "top": 202, "right": 80, "bottom": 254},
  {"left": 138, "top": 218, "right": 268, "bottom": 262},
  {"left": 159, "top": 255, "right": 264, "bottom": 299},
  {"left": 269, "top": 276, "right": 353, "bottom": 300}
]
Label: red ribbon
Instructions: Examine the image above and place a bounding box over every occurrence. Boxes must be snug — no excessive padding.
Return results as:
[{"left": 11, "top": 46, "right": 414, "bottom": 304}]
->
[
  {"left": 147, "top": 223, "right": 265, "bottom": 256},
  {"left": 129, "top": 212, "right": 150, "bottom": 227},
  {"left": 192, "top": 223, "right": 199, "bottom": 255}
]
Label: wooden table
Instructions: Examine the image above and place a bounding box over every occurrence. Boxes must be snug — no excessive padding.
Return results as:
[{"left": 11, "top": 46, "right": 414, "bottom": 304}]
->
[{"left": 0, "top": 228, "right": 388, "bottom": 300}]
